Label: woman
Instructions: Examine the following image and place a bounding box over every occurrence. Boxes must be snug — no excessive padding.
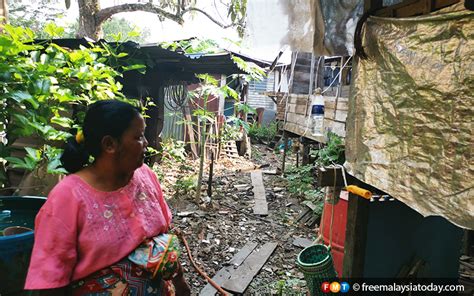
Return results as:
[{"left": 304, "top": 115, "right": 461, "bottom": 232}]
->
[{"left": 24, "top": 100, "right": 190, "bottom": 295}]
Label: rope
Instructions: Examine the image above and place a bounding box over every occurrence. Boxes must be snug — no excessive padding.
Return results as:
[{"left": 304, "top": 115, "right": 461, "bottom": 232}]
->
[{"left": 175, "top": 229, "right": 229, "bottom": 295}]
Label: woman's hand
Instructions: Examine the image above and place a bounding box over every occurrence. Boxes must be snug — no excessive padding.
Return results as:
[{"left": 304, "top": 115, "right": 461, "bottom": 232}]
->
[{"left": 172, "top": 264, "right": 191, "bottom": 296}]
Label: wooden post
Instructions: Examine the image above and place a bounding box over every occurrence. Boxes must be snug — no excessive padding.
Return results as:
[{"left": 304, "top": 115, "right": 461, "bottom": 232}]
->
[
  {"left": 315, "top": 56, "right": 325, "bottom": 89},
  {"left": 308, "top": 53, "right": 316, "bottom": 94},
  {"left": 207, "top": 151, "right": 214, "bottom": 198},
  {"left": 183, "top": 106, "right": 198, "bottom": 159},
  {"left": 342, "top": 193, "right": 370, "bottom": 278},
  {"left": 281, "top": 131, "right": 289, "bottom": 175},
  {"left": 296, "top": 148, "right": 299, "bottom": 168},
  {"left": 302, "top": 142, "right": 310, "bottom": 165}
]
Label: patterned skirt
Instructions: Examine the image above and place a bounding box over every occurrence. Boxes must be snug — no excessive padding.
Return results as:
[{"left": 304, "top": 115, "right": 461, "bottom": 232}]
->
[{"left": 70, "top": 257, "right": 175, "bottom": 296}]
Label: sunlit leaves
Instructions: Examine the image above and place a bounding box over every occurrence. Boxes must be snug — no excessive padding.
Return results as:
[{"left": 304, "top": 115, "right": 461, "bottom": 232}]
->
[
  {"left": 231, "top": 55, "right": 266, "bottom": 81},
  {"left": 0, "top": 24, "right": 143, "bottom": 178}
]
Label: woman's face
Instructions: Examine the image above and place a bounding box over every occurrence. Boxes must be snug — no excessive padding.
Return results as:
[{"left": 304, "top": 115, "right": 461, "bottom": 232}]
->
[{"left": 115, "top": 114, "right": 148, "bottom": 173}]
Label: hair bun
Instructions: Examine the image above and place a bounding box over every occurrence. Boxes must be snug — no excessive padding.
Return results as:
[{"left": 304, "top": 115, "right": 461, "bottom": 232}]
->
[{"left": 60, "top": 136, "right": 89, "bottom": 173}]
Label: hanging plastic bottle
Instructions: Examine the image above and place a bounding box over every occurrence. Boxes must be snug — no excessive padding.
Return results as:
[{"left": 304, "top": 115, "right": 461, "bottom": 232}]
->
[{"left": 311, "top": 88, "right": 325, "bottom": 136}]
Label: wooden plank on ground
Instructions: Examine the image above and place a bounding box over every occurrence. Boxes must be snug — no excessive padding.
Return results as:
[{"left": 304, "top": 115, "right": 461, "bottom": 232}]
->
[
  {"left": 229, "top": 242, "right": 259, "bottom": 267},
  {"left": 222, "top": 242, "right": 278, "bottom": 294},
  {"left": 199, "top": 242, "right": 258, "bottom": 296},
  {"left": 251, "top": 170, "right": 268, "bottom": 216}
]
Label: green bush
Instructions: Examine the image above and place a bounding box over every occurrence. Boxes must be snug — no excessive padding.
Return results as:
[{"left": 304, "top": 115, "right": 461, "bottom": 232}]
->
[
  {"left": 248, "top": 121, "right": 278, "bottom": 143},
  {"left": 0, "top": 23, "right": 144, "bottom": 186},
  {"left": 285, "top": 164, "right": 324, "bottom": 217},
  {"left": 310, "top": 132, "right": 345, "bottom": 166}
]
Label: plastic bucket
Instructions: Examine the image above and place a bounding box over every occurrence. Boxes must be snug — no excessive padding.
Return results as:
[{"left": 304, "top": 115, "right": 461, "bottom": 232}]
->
[
  {"left": 296, "top": 244, "right": 338, "bottom": 296},
  {"left": 0, "top": 196, "right": 46, "bottom": 295}
]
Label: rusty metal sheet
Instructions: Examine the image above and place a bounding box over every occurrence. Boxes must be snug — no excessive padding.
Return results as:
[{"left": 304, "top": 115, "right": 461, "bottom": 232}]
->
[{"left": 345, "top": 3, "right": 474, "bottom": 229}]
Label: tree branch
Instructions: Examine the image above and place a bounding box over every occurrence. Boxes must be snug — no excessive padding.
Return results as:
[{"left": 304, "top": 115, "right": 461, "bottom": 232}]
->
[
  {"left": 95, "top": 3, "right": 239, "bottom": 31},
  {"left": 95, "top": 3, "right": 184, "bottom": 25},
  {"left": 181, "top": 7, "right": 235, "bottom": 29}
]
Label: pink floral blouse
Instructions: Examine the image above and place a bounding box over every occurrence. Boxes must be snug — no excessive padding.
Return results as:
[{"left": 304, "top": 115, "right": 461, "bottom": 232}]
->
[{"left": 24, "top": 165, "right": 172, "bottom": 290}]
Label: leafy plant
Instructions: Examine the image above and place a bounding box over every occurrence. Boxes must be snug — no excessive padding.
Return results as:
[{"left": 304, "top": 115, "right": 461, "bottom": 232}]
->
[
  {"left": 285, "top": 165, "right": 315, "bottom": 197},
  {"left": 270, "top": 278, "right": 307, "bottom": 296},
  {"left": 285, "top": 164, "right": 324, "bottom": 216},
  {"left": 0, "top": 23, "right": 143, "bottom": 186},
  {"left": 173, "top": 175, "right": 197, "bottom": 196},
  {"left": 231, "top": 55, "right": 265, "bottom": 81},
  {"left": 310, "top": 132, "right": 345, "bottom": 166},
  {"left": 248, "top": 121, "right": 278, "bottom": 143},
  {"left": 158, "top": 138, "right": 187, "bottom": 165},
  {"left": 161, "top": 38, "right": 221, "bottom": 54}
]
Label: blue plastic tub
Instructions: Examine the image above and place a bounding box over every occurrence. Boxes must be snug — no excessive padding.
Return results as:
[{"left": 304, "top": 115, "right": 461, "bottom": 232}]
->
[{"left": 0, "top": 196, "right": 46, "bottom": 295}]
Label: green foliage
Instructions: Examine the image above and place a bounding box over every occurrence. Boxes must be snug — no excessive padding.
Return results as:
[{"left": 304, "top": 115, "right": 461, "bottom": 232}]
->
[
  {"left": 285, "top": 164, "right": 324, "bottom": 216},
  {"left": 161, "top": 38, "right": 221, "bottom": 54},
  {"left": 102, "top": 17, "right": 151, "bottom": 44},
  {"left": 221, "top": 118, "right": 242, "bottom": 142},
  {"left": 270, "top": 278, "right": 307, "bottom": 296},
  {"left": 231, "top": 55, "right": 266, "bottom": 81},
  {"left": 8, "top": 0, "right": 76, "bottom": 39},
  {"left": 310, "top": 132, "right": 345, "bottom": 166},
  {"left": 173, "top": 175, "right": 197, "bottom": 196},
  {"left": 158, "top": 138, "right": 187, "bottom": 165},
  {"left": 235, "top": 102, "right": 256, "bottom": 114},
  {"left": 227, "top": 0, "right": 247, "bottom": 37},
  {"left": 248, "top": 121, "right": 278, "bottom": 143},
  {"left": 285, "top": 165, "right": 315, "bottom": 197},
  {"left": 0, "top": 24, "right": 142, "bottom": 185},
  {"left": 5, "top": 145, "right": 66, "bottom": 174}
]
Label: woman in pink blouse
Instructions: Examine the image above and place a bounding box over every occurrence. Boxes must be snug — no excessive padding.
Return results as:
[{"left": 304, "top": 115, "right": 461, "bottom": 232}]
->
[{"left": 24, "top": 100, "right": 190, "bottom": 295}]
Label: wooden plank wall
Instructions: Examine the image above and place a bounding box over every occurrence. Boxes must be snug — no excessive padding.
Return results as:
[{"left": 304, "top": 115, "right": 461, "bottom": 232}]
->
[
  {"left": 324, "top": 96, "right": 348, "bottom": 138},
  {"left": 283, "top": 94, "right": 348, "bottom": 142},
  {"left": 291, "top": 52, "right": 325, "bottom": 95}
]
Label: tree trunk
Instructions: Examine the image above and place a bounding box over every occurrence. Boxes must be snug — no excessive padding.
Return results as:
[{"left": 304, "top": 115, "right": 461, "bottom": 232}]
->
[
  {"left": 0, "top": 0, "right": 7, "bottom": 31},
  {"left": 77, "top": 0, "right": 102, "bottom": 39}
]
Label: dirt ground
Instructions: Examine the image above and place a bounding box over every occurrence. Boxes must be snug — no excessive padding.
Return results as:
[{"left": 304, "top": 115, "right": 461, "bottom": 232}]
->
[{"left": 157, "top": 144, "right": 315, "bottom": 295}]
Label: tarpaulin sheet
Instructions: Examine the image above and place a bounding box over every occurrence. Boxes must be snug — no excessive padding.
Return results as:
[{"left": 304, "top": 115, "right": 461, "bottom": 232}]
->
[
  {"left": 345, "top": 3, "right": 474, "bottom": 229},
  {"left": 246, "top": 0, "right": 363, "bottom": 56}
]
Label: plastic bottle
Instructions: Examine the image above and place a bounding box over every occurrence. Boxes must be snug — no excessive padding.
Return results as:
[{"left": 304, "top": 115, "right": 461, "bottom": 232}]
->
[{"left": 311, "top": 88, "right": 325, "bottom": 136}]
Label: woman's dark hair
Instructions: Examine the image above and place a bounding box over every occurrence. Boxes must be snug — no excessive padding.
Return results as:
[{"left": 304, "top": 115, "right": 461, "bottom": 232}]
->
[{"left": 61, "top": 100, "right": 141, "bottom": 173}]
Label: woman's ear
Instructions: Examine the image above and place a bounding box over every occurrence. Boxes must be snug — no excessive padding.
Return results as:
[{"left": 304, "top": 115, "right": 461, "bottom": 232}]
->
[{"left": 101, "top": 135, "right": 118, "bottom": 154}]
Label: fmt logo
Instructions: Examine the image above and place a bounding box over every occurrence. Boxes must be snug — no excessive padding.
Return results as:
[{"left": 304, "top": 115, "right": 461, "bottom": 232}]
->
[
  {"left": 330, "top": 282, "right": 341, "bottom": 292},
  {"left": 321, "top": 281, "right": 350, "bottom": 293},
  {"left": 321, "top": 282, "right": 331, "bottom": 293}
]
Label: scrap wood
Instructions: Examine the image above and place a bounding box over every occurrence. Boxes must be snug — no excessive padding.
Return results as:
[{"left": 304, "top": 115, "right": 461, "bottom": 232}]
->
[
  {"left": 251, "top": 170, "right": 268, "bottom": 216},
  {"left": 262, "top": 169, "right": 278, "bottom": 175},
  {"left": 221, "top": 242, "right": 278, "bottom": 294},
  {"left": 199, "top": 242, "right": 258, "bottom": 296},
  {"left": 236, "top": 163, "right": 270, "bottom": 173}
]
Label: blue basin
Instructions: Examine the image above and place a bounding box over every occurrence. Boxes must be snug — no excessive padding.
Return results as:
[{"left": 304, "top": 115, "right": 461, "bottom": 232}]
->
[{"left": 0, "top": 196, "right": 46, "bottom": 295}]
